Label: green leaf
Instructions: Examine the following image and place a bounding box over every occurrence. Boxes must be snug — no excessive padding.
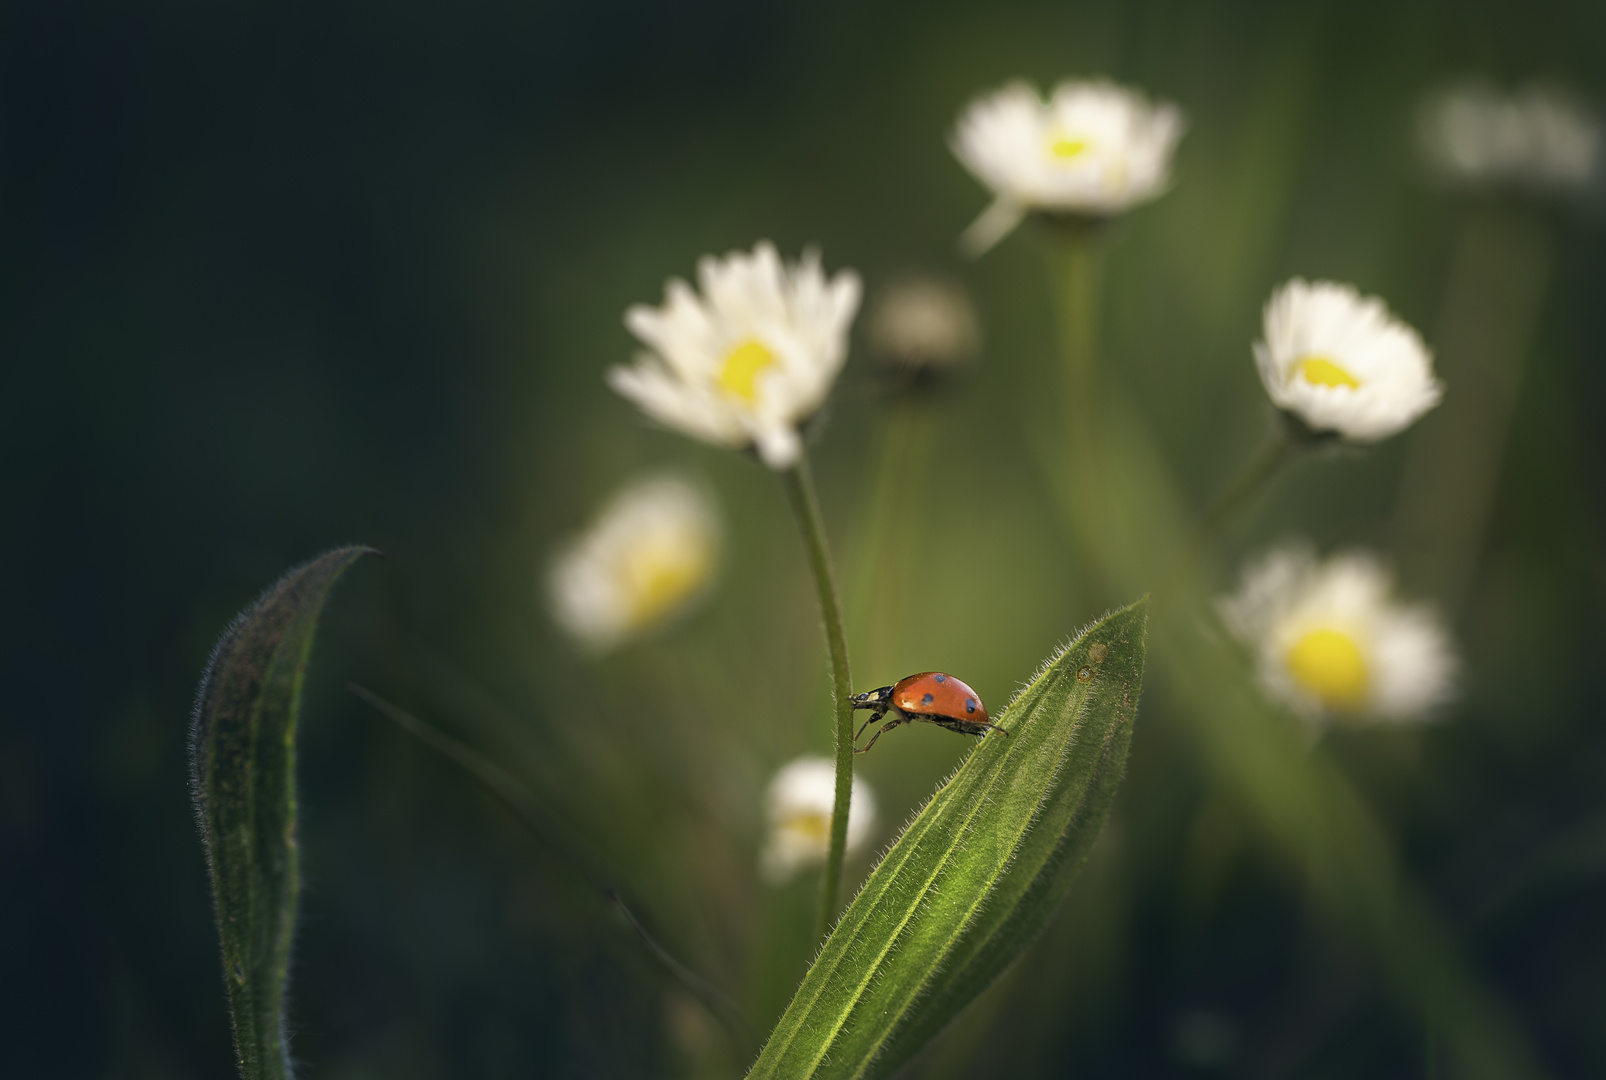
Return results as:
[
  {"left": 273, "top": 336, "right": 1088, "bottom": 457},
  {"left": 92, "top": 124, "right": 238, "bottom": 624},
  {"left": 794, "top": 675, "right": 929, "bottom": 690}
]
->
[
  {"left": 748, "top": 597, "right": 1149, "bottom": 1080},
  {"left": 190, "top": 547, "right": 375, "bottom": 1080}
]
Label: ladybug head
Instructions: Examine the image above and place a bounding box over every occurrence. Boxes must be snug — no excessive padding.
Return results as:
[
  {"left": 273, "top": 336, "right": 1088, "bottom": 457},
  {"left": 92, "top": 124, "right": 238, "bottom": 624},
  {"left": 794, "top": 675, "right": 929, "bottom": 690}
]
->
[{"left": 851, "top": 685, "right": 895, "bottom": 708}]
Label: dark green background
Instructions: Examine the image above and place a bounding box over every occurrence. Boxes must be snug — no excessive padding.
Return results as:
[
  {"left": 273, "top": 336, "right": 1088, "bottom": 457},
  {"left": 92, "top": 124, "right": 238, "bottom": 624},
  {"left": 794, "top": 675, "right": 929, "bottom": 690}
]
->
[{"left": 2, "top": 0, "right": 1604, "bottom": 1076}]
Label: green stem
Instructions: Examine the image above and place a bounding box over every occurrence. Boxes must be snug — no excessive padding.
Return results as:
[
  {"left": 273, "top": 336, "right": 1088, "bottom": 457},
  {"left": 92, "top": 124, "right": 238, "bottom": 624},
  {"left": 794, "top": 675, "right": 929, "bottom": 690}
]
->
[
  {"left": 1193, "top": 419, "right": 1298, "bottom": 548},
  {"left": 1390, "top": 205, "right": 1550, "bottom": 609},
  {"left": 1041, "top": 222, "right": 1111, "bottom": 600},
  {"left": 847, "top": 399, "right": 935, "bottom": 675},
  {"left": 779, "top": 452, "right": 856, "bottom": 944},
  {"left": 1047, "top": 229, "right": 1104, "bottom": 495},
  {"left": 1160, "top": 420, "right": 1300, "bottom": 599}
]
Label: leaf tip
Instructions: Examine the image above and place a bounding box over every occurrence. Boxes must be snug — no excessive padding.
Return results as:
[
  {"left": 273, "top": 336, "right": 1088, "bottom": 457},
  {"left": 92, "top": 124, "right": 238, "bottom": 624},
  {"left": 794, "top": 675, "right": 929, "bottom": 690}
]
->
[{"left": 188, "top": 545, "right": 379, "bottom": 799}]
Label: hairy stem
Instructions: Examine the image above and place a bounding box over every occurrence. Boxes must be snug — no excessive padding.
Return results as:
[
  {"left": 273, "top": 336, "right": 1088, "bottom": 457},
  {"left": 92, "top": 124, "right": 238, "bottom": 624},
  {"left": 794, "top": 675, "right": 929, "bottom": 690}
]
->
[{"left": 780, "top": 452, "right": 856, "bottom": 943}]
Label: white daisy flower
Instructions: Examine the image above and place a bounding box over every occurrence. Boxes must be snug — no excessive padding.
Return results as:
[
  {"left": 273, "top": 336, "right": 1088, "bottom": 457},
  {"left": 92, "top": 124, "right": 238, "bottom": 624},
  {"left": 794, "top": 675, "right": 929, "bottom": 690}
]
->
[
  {"left": 1254, "top": 279, "right": 1443, "bottom": 443},
  {"left": 1218, "top": 543, "right": 1457, "bottom": 725},
  {"left": 1419, "top": 81, "right": 1600, "bottom": 195},
  {"left": 760, "top": 755, "right": 876, "bottom": 884},
  {"left": 867, "top": 276, "right": 980, "bottom": 373},
  {"left": 951, "top": 78, "right": 1185, "bottom": 254},
  {"left": 548, "top": 474, "right": 721, "bottom": 652},
  {"left": 608, "top": 242, "right": 862, "bottom": 471}
]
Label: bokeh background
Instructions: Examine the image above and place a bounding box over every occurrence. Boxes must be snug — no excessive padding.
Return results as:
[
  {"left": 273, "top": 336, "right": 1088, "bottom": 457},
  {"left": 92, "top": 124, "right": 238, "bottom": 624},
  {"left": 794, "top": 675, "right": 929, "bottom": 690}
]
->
[{"left": 3, "top": 0, "right": 1604, "bottom": 1076}]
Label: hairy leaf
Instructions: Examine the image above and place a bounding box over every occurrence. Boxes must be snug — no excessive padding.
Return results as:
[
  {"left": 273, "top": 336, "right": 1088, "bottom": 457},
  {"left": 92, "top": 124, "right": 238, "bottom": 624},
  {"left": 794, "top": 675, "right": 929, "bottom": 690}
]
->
[
  {"left": 748, "top": 597, "right": 1148, "bottom": 1080},
  {"left": 190, "top": 547, "right": 375, "bottom": 1080}
]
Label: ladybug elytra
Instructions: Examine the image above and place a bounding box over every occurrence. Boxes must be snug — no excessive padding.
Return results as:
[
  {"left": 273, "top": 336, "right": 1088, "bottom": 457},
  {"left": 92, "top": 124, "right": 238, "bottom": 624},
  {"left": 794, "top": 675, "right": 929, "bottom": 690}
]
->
[{"left": 850, "top": 672, "right": 1006, "bottom": 754}]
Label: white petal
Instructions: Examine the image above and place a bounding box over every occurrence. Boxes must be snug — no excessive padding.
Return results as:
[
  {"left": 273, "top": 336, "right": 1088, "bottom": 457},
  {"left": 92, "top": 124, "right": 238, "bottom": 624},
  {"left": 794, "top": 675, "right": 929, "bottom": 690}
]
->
[
  {"left": 760, "top": 756, "right": 877, "bottom": 883},
  {"left": 608, "top": 361, "right": 746, "bottom": 448},
  {"left": 548, "top": 474, "right": 723, "bottom": 651},
  {"left": 1420, "top": 80, "right": 1601, "bottom": 193},
  {"left": 610, "top": 242, "right": 860, "bottom": 459},
  {"left": 952, "top": 77, "right": 1185, "bottom": 218},
  {"left": 1219, "top": 542, "right": 1459, "bottom": 726},
  {"left": 1254, "top": 279, "right": 1443, "bottom": 442},
  {"left": 752, "top": 422, "right": 801, "bottom": 470}
]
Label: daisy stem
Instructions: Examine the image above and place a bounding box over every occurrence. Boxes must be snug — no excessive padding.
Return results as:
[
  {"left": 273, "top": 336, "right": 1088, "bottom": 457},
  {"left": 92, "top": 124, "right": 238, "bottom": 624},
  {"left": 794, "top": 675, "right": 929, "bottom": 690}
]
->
[
  {"left": 1048, "top": 228, "right": 1104, "bottom": 496},
  {"left": 1184, "top": 418, "right": 1299, "bottom": 571},
  {"left": 779, "top": 452, "right": 856, "bottom": 943},
  {"left": 1159, "top": 416, "right": 1314, "bottom": 604},
  {"left": 1044, "top": 223, "right": 1112, "bottom": 597},
  {"left": 1389, "top": 205, "right": 1550, "bottom": 610},
  {"left": 847, "top": 399, "right": 936, "bottom": 674}
]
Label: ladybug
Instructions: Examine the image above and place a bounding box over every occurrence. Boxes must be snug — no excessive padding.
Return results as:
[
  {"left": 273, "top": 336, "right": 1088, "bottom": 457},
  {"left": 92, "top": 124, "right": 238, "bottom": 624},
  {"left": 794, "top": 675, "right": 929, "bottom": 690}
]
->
[{"left": 851, "top": 672, "right": 1007, "bottom": 754}]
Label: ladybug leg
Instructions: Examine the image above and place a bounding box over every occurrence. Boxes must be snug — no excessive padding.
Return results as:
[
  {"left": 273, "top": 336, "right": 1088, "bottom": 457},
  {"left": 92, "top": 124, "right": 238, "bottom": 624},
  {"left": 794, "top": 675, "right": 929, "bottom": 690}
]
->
[
  {"left": 853, "top": 706, "right": 888, "bottom": 745},
  {"left": 926, "top": 716, "right": 1010, "bottom": 740},
  {"left": 854, "top": 715, "right": 906, "bottom": 755}
]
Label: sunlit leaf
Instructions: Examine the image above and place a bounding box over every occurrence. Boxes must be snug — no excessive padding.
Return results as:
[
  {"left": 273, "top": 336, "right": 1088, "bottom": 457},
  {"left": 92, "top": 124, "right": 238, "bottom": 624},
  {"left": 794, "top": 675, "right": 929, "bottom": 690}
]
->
[
  {"left": 747, "top": 597, "right": 1148, "bottom": 1080},
  {"left": 190, "top": 547, "right": 375, "bottom": 1080}
]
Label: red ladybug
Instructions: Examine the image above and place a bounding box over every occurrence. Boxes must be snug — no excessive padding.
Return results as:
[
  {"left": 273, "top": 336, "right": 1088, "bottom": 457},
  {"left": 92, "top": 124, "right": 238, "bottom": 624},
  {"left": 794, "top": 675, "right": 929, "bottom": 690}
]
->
[{"left": 850, "top": 672, "right": 1006, "bottom": 754}]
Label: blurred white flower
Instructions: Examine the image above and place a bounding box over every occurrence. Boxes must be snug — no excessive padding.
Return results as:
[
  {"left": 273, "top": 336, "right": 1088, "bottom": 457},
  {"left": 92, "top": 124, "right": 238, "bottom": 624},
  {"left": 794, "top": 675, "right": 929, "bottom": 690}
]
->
[
  {"left": 1219, "top": 542, "right": 1456, "bottom": 725},
  {"left": 548, "top": 474, "right": 721, "bottom": 652},
  {"left": 608, "top": 242, "right": 862, "bottom": 470},
  {"left": 1419, "top": 81, "right": 1600, "bottom": 195},
  {"left": 951, "top": 78, "right": 1185, "bottom": 254},
  {"left": 867, "top": 276, "right": 980, "bottom": 372},
  {"left": 1255, "top": 279, "right": 1443, "bottom": 443},
  {"left": 760, "top": 755, "right": 876, "bottom": 884}
]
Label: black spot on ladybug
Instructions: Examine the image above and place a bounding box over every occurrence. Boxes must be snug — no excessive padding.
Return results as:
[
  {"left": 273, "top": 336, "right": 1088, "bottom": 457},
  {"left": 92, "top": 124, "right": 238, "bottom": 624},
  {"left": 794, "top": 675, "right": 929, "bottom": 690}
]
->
[
  {"left": 922, "top": 693, "right": 934, "bottom": 705},
  {"left": 965, "top": 698, "right": 977, "bottom": 713},
  {"left": 934, "top": 673, "right": 947, "bottom": 683}
]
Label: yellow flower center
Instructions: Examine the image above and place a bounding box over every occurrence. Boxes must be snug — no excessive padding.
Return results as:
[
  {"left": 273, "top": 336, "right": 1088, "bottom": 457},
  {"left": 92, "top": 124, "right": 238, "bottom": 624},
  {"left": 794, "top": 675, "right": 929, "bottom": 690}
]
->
[
  {"left": 782, "top": 810, "right": 833, "bottom": 846},
  {"left": 1285, "top": 627, "right": 1369, "bottom": 709},
  {"left": 622, "top": 536, "right": 711, "bottom": 629},
  {"left": 1048, "top": 134, "right": 1091, "bottom": 160},
  {"left": 717, "top": 339, "right": 777, "bottom": 403},
  {"left": 1295, "top": 355, "right": 1361, "bottom": 389}
]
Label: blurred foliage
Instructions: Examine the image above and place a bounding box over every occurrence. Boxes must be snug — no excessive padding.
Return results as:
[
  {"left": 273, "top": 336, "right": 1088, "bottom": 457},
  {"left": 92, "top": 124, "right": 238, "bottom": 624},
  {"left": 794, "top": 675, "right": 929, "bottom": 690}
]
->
[{"left": 1, "top": 0, "right": 1604, "bottom": 1077}]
